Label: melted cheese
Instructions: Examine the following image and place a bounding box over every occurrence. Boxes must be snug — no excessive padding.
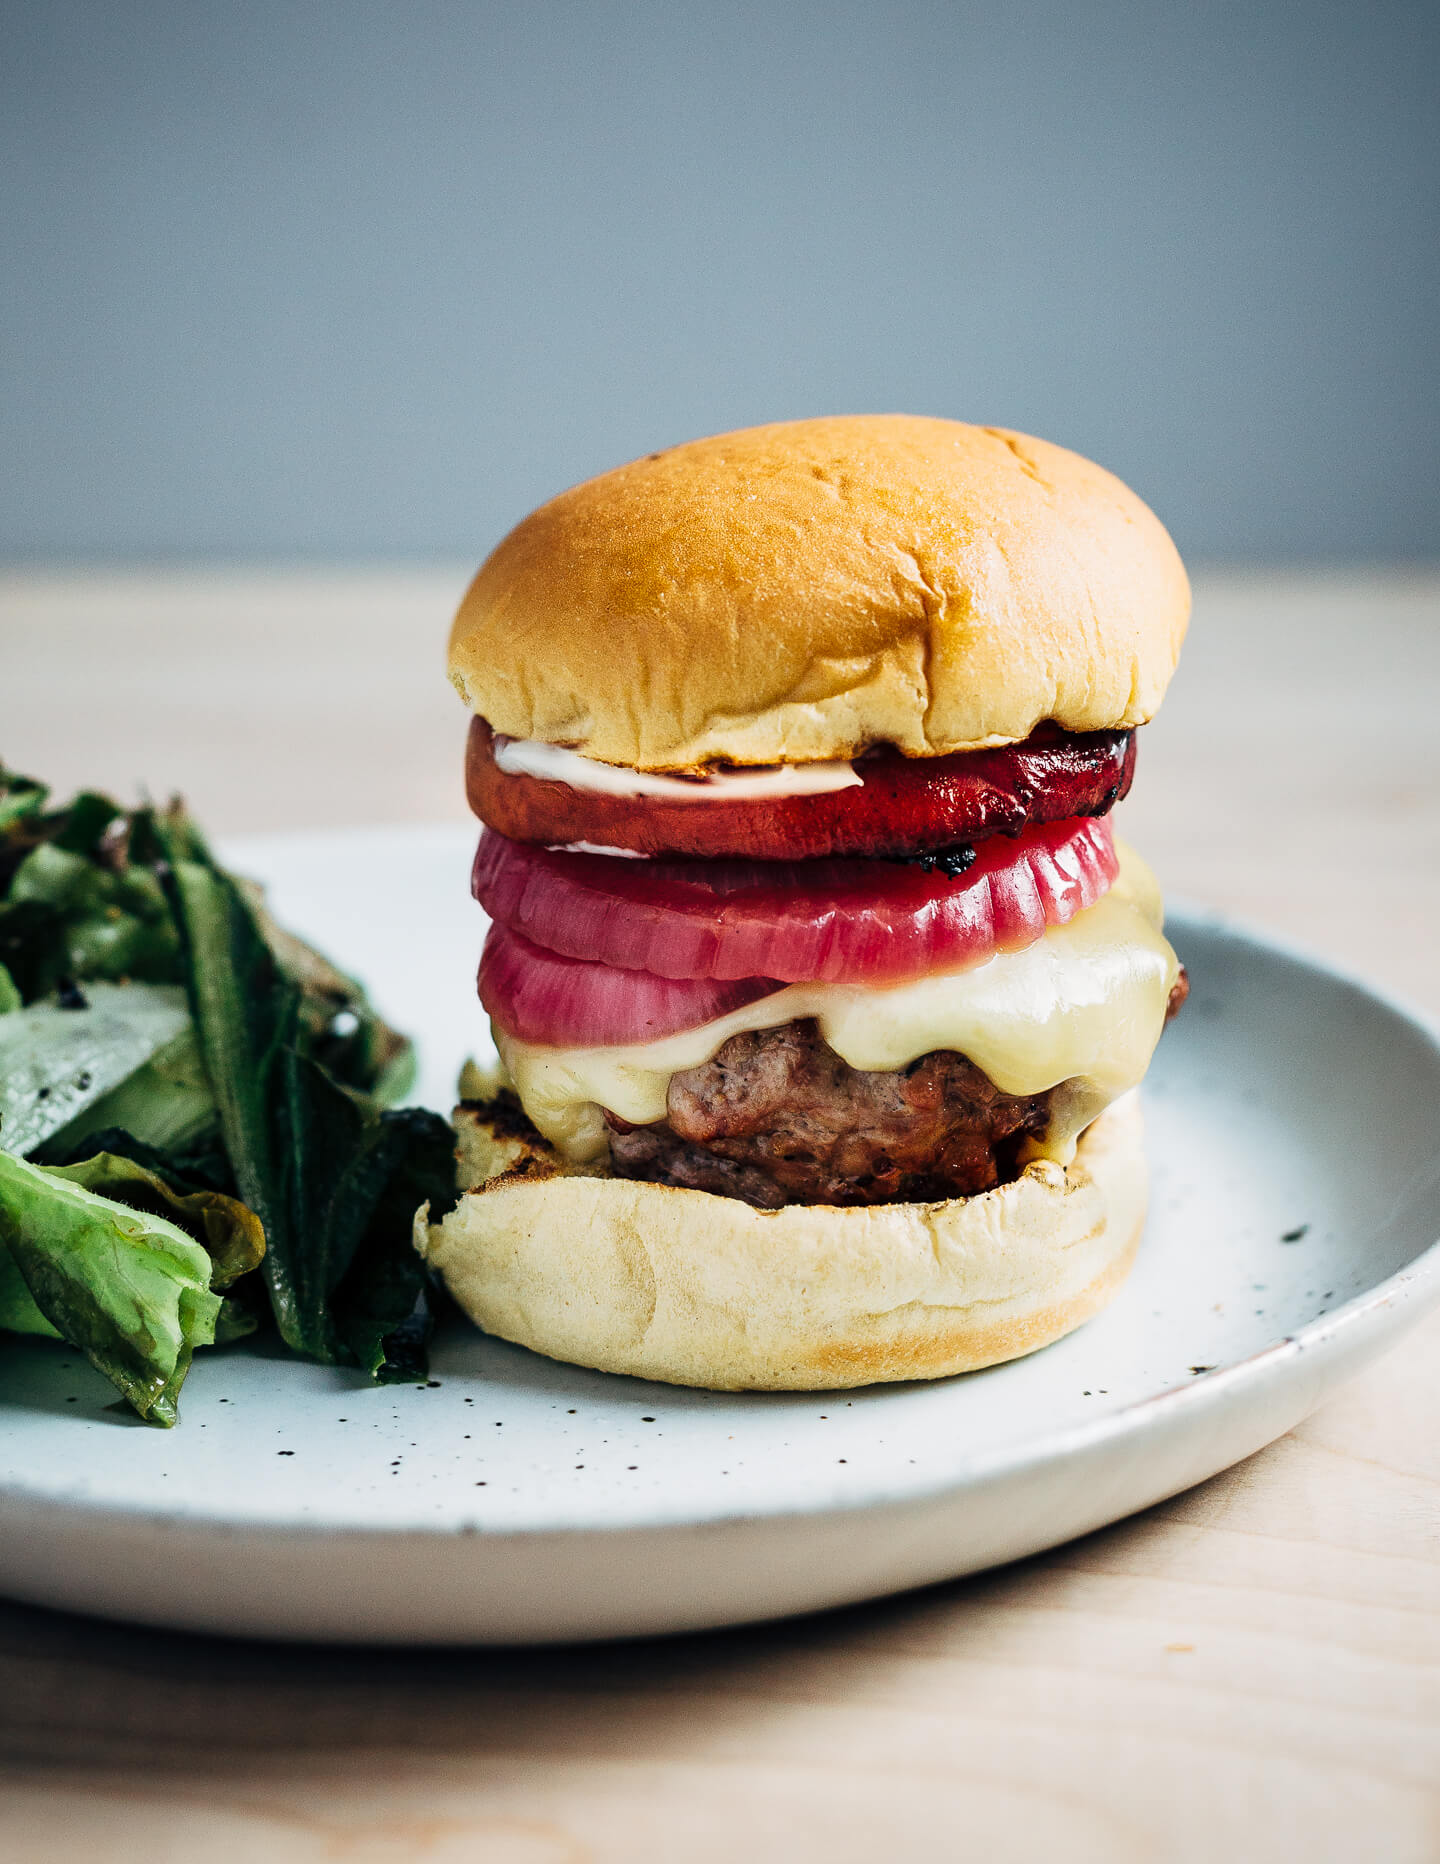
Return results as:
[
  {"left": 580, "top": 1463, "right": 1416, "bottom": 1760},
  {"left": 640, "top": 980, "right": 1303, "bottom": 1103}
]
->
[
  {"left": 493, "top": 735, "right": 862, "bottom": 800},
  {"left": 495, "top": 841, "right": 1179, "bottom": 1169}
]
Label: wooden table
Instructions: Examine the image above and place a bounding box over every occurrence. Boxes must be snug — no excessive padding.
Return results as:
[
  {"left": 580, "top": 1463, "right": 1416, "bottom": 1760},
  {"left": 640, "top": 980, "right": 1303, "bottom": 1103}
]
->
[{"left": 2, "top": 572, "right": 1437, "bottom": 1862}]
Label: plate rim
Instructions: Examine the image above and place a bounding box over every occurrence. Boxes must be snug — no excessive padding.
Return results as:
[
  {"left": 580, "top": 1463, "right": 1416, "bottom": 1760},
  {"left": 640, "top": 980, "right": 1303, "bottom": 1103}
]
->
[{"left": 2, "top": 886, "right": 1439, "bottom": 1545}]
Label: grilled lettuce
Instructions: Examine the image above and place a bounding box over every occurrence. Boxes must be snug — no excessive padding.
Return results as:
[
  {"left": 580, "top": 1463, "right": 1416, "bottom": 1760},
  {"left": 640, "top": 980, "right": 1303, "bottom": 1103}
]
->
[{"left": 0, "top": 766, "right": 455, "bottom": 1421}]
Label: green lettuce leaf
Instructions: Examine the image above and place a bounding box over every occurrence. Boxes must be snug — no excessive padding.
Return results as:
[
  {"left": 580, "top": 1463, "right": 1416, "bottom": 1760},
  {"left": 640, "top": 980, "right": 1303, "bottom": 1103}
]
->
[
  {"left": 161, "top": 851, "right": 454, "bottom": 1368},
  {"left": 0, "top": 982, "right": 202, "bottom": 1158},
  {"left": 5, "top": 841, "right": 182, "bottom": 992},
  {"left": 0, "top": 1149, "right": 265, "bottom": 1422},
  {"left": 0, "top": 1243, "right": 60, "bottom": 1337},
  {"left": 0, "top": 772, "right": 49, "bottom": 836},
  {"left": 337, "top": 1110, "right": 457, "bottom": 1381},
  {"left": 45, "top": 1025, "right": 217, "bottom": 1157},
  {"left": 0, "top": 1151, "right": 225, "bottom": 1425},
  {"left": 29, "top": 1131, "right": 265, "bottom": 1349},
  {"left": 279, "top": 1068, "right": 456, "bottom": 1375},
  {"left": 43, "top": 1151, "right": 266, "bottom": 1287}
]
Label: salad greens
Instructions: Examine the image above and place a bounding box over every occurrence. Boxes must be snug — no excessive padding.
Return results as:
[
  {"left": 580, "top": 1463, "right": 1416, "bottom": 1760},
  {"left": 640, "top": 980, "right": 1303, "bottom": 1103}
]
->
[
  {"left": 0, "top": 982, "right": 203, "bottom": 1157},
  {"left": 0, "top": 1149, "right": 262, "bottom": 1425},
  {"left": 0, "top": 765, "right": 456, "bottom": 1421}
]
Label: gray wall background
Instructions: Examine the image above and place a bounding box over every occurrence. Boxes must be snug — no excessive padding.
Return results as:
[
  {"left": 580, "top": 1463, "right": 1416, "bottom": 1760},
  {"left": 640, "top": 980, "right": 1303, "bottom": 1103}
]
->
[{"left": 2, "top": 0, "right": 1436, "bottom": 565}]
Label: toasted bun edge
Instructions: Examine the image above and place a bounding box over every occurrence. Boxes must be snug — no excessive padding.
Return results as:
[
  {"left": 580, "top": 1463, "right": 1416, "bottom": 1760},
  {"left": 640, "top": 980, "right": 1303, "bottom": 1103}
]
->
[{"left": 418, "top": 1090, "right": 1147, "bottom": 1391}]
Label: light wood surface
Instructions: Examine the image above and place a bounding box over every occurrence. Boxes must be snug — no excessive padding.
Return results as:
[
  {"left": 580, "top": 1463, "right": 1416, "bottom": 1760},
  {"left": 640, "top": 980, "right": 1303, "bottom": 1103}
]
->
[{"left": 1, "top": 571, "right": 1438, "bottom": 1862}]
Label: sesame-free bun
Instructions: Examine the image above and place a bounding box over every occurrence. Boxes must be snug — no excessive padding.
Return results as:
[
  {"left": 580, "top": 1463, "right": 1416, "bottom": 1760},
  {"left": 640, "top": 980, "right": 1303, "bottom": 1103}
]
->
[
  {"left": 448, "top": 416, "right": 1189, "bottom": 770},
  {"left": 416, "top": 1090, "right": 1147, "bottom": 1392}
]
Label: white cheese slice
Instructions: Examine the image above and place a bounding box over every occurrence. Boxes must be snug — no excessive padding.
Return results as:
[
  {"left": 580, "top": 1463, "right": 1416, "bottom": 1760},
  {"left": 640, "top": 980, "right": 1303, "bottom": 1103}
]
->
[
  {"left": 494, "top": 840, "right": 1179, "bottom": 1169},
  {"left": 493, "top": 735, "right": 862, "bottom": 800}
]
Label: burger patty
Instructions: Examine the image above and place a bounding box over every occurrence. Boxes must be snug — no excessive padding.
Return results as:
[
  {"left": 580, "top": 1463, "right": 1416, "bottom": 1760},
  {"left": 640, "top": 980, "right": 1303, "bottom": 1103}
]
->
[
  {"left": 606, "top": 972, "right": 1191, "bottom": 1211},
  {"left": 604, "top": 1019, "right": 1054, "bottom": 1210}
]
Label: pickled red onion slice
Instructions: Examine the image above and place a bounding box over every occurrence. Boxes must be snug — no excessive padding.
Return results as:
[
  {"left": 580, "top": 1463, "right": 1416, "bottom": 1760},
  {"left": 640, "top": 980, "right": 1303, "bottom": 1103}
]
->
[
  {"left": 473, "top": 815, "right": 1118, "bottom": 989},
  {"left": 479, "top": 925, "right": 783, "bottom": 1047}
]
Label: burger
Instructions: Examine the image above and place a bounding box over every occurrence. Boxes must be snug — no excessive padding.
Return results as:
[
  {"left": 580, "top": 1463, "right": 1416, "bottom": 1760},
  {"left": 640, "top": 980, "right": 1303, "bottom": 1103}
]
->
[{"left": 418, "top": 415, "right": 1189, "bottom": 1390}]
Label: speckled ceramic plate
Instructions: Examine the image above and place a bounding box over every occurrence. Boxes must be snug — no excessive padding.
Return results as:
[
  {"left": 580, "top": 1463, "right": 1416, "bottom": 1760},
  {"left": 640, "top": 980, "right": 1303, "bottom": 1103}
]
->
[{"left": 1, "top": 826, "right": 1438, "bottom": 1645}]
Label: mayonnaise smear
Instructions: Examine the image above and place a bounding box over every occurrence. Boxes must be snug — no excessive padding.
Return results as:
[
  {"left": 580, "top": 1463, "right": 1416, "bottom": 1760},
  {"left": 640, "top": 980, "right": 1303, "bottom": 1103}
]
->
[{"left": 493, "top": 735, "right": 862, "bottom": 800}]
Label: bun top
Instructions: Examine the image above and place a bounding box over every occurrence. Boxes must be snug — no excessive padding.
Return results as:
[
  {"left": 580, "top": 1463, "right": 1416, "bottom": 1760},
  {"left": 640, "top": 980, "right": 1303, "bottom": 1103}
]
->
[{"left": 448, "top": 415, "right": 1189, "bottom": 769}]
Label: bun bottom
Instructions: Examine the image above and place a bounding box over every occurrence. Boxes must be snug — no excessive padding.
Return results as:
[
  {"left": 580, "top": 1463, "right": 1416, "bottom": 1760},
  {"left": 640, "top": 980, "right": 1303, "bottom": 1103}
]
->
[{"left": 417, "top": 1091, "right": 1147, "bottom": 1391}]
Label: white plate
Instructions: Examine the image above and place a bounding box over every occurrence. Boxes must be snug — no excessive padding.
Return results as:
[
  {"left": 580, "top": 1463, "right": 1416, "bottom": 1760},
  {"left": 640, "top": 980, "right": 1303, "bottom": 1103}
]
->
[{"left": 1, "top": 826, "right": 1438, "bottom": 1645}]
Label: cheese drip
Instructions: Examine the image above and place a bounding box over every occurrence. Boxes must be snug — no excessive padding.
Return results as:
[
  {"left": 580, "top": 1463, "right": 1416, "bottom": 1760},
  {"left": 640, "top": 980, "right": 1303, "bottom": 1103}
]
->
[{"left": 494, "top": 841, "right": 1179, "bottom": 1168}]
